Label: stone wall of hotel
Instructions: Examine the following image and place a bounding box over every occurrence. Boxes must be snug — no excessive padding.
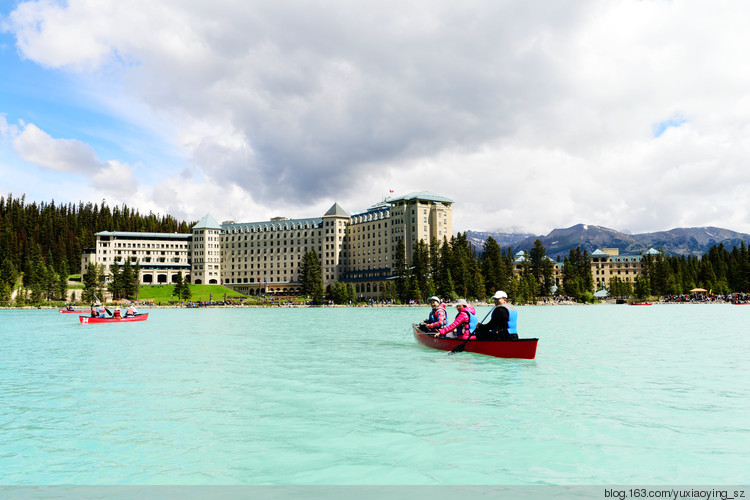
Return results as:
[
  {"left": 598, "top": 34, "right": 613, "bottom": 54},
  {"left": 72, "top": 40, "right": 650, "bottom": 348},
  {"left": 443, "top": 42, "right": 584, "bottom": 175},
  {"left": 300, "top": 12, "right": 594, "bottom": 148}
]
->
[
  {"left": 219, "top": 219, "right": 323, "bottom": 295},
  {"left": 81, "top": 232, "right": 191, "bottom": 286},
  {"left": 344, "top": 208, "right": 392, "bottom": 298},
  {"left": 191, "top": 227, "right": 222, "bottom": 285},
  {"left": 215, "top": 196, "right": 453, "bottom": 300}
]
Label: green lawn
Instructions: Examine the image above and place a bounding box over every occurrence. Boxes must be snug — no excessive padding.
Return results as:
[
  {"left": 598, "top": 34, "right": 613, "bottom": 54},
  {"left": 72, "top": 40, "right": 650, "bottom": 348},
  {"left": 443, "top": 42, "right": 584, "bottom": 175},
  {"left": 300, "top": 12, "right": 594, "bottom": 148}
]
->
[{"left": 134, "top": 284, "right": 249, "bottom": 303}]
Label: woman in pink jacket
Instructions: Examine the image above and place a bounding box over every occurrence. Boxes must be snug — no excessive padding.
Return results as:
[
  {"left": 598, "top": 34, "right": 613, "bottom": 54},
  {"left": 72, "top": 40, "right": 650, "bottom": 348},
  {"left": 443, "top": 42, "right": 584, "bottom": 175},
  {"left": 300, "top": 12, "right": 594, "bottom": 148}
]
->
[{"left": 437, "top": 299, "right": 476, "bottom": 339}]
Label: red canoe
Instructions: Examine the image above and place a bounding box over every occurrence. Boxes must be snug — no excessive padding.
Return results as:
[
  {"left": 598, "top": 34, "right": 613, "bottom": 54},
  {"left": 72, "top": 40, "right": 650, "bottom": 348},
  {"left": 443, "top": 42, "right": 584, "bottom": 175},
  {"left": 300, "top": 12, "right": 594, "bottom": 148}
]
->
[
  {"left": 413, "top": 325, "right": 538, "bottom": 359},
  {"left": 79, "top": 313, "right": 149, "bottom": 324},
  {"left": 59, "top": 309, "right": 87, "bottom": 313}
]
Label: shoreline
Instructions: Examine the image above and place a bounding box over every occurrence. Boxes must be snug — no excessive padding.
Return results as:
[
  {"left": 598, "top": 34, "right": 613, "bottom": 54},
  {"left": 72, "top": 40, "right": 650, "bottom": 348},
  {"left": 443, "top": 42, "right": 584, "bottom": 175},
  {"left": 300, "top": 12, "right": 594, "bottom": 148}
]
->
[{"left": 2, "top": 299, "right": 740, "bottom": 310}]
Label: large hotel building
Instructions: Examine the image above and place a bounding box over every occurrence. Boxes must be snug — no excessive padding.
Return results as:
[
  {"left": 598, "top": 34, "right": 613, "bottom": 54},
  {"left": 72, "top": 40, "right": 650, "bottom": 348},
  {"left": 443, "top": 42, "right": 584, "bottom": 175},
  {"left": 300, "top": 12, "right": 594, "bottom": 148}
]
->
[
  {"left": 82, "top": 190, "right": 662, "bottom": 300},
  {"left": 82, "top": 191, "right": 454, "bottom": 300}
]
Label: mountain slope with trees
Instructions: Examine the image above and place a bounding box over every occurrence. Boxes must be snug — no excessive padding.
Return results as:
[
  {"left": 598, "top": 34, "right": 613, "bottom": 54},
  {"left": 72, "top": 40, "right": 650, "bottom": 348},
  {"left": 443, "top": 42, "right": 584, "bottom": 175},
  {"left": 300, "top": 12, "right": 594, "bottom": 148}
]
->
[{"left": 469, "top": 224, "right": 750, "bottom": 258}]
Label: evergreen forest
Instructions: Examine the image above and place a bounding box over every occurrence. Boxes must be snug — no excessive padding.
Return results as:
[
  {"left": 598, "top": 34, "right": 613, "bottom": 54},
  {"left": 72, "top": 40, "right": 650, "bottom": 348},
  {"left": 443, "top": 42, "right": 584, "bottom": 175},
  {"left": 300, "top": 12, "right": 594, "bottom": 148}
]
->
[{"left": 0, "top": 194, "right": 191, "bottom": 304}]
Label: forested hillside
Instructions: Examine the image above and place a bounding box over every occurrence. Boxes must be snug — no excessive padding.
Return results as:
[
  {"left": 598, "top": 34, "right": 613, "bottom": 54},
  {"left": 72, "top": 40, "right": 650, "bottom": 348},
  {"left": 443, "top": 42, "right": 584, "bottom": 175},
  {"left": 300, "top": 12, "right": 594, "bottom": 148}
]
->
[{"left": 0, "top": 194, "right": 192, "bottom": 302}]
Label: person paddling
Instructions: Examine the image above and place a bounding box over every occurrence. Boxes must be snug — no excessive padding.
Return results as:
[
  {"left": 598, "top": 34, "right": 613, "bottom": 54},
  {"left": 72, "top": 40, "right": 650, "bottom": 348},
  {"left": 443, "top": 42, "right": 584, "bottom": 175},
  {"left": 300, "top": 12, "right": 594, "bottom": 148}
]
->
[
  {"left": 91, "top": 302, "right": 105, "bottom": 318},
  {"left": 436, "top": 299, "right": 477, "bottom": 339},
  {"left": 474, "top": 291, "right": 518, "bottom": 340},
  {"left": 124, "top": 303, "right": 138, "bottom": 317}
]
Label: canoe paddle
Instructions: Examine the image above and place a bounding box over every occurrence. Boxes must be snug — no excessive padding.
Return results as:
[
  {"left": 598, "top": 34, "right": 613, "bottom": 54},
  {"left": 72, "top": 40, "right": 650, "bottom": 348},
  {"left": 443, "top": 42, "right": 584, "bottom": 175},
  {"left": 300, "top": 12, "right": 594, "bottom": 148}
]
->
[{"left": 448, "top": 306, "right": 495, "bottom": 355}]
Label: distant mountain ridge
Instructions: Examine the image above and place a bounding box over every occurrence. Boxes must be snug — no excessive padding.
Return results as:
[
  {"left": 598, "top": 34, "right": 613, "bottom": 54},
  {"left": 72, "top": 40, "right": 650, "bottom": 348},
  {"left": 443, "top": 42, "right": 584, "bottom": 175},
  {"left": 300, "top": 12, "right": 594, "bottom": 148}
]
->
[
  {"left": 466, "top": 224, "right": 750, "bottom": 258},
  {"left": 465, "top": 230, "right": 536, "bottom": 251}
]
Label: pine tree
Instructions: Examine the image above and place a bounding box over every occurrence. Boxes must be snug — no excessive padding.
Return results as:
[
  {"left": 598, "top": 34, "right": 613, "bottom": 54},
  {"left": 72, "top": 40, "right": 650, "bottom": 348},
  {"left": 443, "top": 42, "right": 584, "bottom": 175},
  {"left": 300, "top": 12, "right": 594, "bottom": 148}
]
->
[
  {"left": 133, "top": 262, "right": 141, "bottom": 299},
  {"left": 449, "top": 233, "right": 471, "bottom": 298},
  {"left": 468, "top": 257, "right": 485, "bottom": 300},
  {"left": 43, "top": 263, "right": 58, "bottom": 301},
  {"left": 58, "top": 259, "right": 69, "bottom": 302},
  {"left": 0, "top": 257, "right": 17, "bottom": 290},
  {"left": 82, "top": 263, "right": 105, "bottom": 303},
  {"left": 300, "top": 251, "right": 324, "bottom": 304},
  {"left": 108, "top": 261, "right": 124, "bottom": 300},
  {"left": 121, "top": 259, "right": 136, "bottom": 299},
  {"left": 634, "top": 275, "right": 651, "bottom": 299},
  {"left": 437, "top": 239, "right": 456, "bottom": 300},
  {"left": 481, "top": 237, "right": 503, "bottom": 295},
  {"left": 529, "top": 239, "right": 555, "bottom": 297},
  {"left": 411, "top": 240, "right": 430, "bottom": 302},
  {"left": 180, "top": 278, "right": 192, "bottom": 301},
  {"left": 518, "top": 252, "right": 538, "bottom": 303},
  {"left": 173, "top": 271, "right": 184, "bottom": 300},
  {"left": 380, "top": 281, "right": 397, "bottom": 302},
  {"left": 15, "top": 286, "right": 27, "bottom": 306}
]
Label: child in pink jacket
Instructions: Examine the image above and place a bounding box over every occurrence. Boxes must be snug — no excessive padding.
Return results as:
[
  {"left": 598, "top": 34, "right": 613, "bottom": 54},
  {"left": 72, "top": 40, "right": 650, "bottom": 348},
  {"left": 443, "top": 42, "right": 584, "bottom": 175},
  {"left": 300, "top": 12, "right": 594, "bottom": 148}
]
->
[{"left": 437, "top": 299, "right": 476, "bottom": 339}]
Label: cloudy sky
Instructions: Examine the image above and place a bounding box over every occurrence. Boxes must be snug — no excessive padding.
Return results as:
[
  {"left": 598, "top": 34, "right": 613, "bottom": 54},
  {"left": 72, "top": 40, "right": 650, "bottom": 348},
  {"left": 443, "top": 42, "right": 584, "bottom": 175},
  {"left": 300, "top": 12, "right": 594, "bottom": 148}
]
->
[{"left": 2, "top": 0, "right": 750, "bottom": 236}]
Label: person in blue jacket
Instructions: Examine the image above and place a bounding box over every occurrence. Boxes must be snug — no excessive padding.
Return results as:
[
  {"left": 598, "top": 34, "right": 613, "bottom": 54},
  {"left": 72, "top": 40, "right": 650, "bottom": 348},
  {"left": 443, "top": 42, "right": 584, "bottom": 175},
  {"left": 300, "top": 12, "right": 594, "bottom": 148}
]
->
[
  {"left": 475, "top": 290, "right": 518, "bottom": 340},
  {"left": 419, "top": 296, "right": 447, "bottom": 332}
]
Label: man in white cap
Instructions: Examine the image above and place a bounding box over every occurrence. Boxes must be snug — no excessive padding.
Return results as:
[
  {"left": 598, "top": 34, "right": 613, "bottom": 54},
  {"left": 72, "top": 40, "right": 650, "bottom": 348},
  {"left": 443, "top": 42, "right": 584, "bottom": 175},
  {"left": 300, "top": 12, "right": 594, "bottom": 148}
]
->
[
  {"left": 474, "top": 291, "right": 518, "bottom": 340},
  {"left": 419, "top": 296, "right": 447, "bottom": 332}
]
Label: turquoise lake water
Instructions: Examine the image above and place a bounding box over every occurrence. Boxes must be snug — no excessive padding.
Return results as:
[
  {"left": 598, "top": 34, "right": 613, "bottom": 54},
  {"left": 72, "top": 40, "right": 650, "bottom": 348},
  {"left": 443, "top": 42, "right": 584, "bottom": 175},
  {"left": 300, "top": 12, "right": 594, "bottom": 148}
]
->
[{"left": 1, "top": 304, "right": 748, "bottom": 485}]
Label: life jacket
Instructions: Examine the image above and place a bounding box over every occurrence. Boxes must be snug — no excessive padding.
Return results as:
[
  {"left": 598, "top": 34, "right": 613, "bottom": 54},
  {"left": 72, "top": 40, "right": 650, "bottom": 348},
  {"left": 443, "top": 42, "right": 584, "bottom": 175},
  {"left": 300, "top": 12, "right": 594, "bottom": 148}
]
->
[
  {"left": 458, "top": 307, "right": 477, "bottom": 339},
  {"left": 498, "top": 304, "right": 518, "bottom": 335},
  {"left": 113, "top": 309, "right": 121, "bottom": 318},
  {"left": 507, "top": 308, "right": 518, "bottom": 335},
  {"left": 428, "top": 304, "right": 447, "bottom": 326},
  {"left": 467, "top": 309, "right": 478, "bottom": 334}
]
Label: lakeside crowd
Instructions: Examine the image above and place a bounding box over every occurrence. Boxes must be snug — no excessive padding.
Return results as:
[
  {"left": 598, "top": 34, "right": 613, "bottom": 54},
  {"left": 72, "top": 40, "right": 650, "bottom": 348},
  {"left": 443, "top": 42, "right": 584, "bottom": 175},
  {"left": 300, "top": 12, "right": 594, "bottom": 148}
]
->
[
  {"left": 658, "top": 293, "right": 749, "bottom": 304},
  {"left": 6, "top": 292, "right": 750, "bottom": 309}
]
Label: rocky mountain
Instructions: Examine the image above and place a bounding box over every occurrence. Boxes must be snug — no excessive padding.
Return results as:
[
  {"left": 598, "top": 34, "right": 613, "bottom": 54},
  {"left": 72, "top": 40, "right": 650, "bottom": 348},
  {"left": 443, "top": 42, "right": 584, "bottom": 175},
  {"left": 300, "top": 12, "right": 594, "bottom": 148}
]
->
[
  {"left": 467, "top": 225, "right": 750, "bottom": 258},
  {"left": 466, "top": 230, "right": 535, "bottom": 251}
]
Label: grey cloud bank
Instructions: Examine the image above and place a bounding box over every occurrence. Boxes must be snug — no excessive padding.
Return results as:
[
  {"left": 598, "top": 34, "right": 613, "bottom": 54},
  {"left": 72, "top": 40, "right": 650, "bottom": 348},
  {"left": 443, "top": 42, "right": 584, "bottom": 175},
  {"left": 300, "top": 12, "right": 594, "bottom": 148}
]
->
[{"left": 3, "top": 1, "right": 750, "bottom": 235}]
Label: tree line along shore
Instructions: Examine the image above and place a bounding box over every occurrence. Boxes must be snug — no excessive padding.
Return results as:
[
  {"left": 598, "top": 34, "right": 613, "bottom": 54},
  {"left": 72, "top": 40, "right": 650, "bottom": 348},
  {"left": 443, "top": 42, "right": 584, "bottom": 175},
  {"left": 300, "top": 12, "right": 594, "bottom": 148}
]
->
[{"left": 3, "top": 195, "right": 750, "bottom": 307}]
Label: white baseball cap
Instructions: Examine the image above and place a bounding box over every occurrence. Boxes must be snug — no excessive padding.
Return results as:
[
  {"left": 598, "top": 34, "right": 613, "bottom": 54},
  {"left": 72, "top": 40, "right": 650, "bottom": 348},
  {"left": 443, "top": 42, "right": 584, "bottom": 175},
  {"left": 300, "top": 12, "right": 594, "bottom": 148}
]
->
[{"left": 492, "top": 291, "right": 508, "bottom": 299}]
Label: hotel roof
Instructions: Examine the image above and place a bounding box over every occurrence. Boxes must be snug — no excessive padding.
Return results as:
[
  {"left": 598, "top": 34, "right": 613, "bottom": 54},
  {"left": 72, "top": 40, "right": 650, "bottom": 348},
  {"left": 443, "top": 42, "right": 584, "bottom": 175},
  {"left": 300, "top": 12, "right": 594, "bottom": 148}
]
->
[
  {"left": 95, "top": 231, "right": 190, "bottom": 240},
  {"left": 193, "top": 213, "right": 222, "bottom": 230},
  {"left": 222, "top": 217, "right": 323, "bottom": 232},
  {"left": 387, "top": 191, "right": 454, "bottom": 204},
  {"left": 323, "top": 202, "right": 350, "bottom": 217}
]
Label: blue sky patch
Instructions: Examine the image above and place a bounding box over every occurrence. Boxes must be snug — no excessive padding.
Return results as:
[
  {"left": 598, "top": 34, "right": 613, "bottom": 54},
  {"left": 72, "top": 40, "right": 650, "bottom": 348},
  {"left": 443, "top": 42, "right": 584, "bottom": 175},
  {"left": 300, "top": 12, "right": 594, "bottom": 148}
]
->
[{"left": 653, "top": 116, "right": 688, "bottom": 138}]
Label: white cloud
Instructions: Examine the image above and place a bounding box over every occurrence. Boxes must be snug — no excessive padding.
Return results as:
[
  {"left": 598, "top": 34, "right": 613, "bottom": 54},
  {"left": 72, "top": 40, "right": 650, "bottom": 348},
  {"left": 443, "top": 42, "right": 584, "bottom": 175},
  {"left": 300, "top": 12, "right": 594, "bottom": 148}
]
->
[
  {"left": 6, "top": 1, "right": 750, "bottom": 234},
  {"left": 14, "top": 123, "right": 100, "bottom": 173},
  {"left": 0, "top": 114, "right": 18, "bottom": 140},
  {"left": 10, "top": 121, "right": 140, "bottom": 197},
  {"left": 92, "top": 160, "right": 138, "bottom": 196}
]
